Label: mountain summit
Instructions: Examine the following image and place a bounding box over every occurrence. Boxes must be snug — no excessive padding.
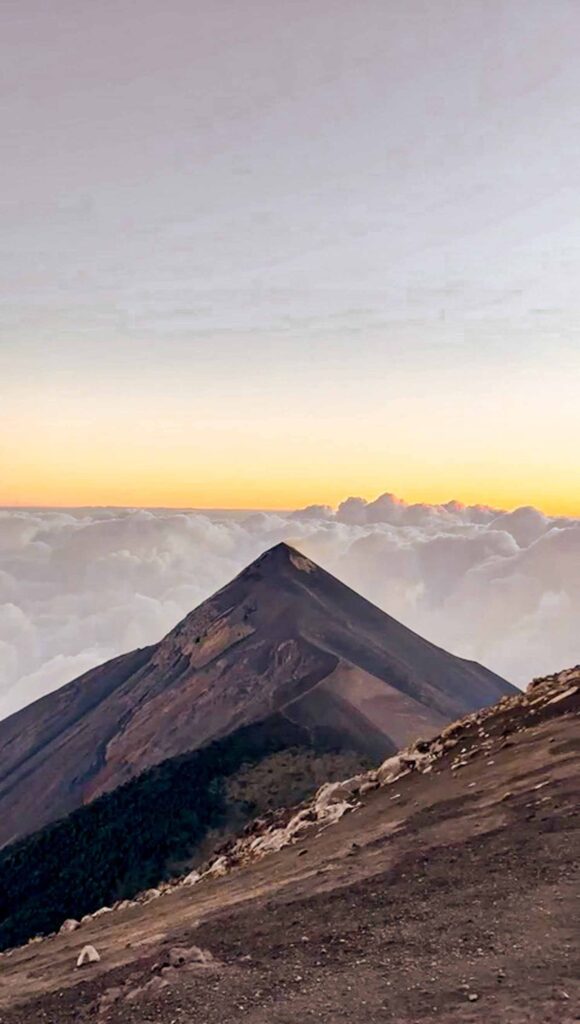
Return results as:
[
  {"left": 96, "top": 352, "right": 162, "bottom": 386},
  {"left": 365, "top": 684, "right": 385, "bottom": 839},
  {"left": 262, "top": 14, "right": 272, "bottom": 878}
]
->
[{"left": 0, "top": 543, "right": 513, "bottom": 846}]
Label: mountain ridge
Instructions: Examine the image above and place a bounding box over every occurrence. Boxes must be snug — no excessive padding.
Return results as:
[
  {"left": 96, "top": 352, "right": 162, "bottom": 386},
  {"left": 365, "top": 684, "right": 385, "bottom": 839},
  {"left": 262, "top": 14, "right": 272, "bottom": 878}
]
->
[{"left": 0, "top": 542, "right": 513, "bottom": 846}]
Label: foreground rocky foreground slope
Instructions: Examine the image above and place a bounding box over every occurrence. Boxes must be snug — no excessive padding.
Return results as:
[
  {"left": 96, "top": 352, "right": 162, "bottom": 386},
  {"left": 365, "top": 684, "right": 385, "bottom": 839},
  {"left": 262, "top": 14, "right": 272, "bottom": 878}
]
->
[
  {"left": 0, "top": 542, "right": 511, "bottom": 846},
  {"left": 0, "top": 666, "right": 577, "bottom": 1024}
]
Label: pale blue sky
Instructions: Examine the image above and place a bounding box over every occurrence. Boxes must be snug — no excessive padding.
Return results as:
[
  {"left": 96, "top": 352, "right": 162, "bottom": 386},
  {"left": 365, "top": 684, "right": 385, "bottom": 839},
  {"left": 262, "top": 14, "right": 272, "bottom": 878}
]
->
[{"left": 3, "top": 1, "right": 580, "bottom": 356}]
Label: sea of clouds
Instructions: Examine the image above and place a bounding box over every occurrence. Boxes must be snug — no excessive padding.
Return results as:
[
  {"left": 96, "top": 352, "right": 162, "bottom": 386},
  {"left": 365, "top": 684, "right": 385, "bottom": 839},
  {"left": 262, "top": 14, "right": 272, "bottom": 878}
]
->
[{"left": 1, "top": 493, "right": 579, "bottom": 720}]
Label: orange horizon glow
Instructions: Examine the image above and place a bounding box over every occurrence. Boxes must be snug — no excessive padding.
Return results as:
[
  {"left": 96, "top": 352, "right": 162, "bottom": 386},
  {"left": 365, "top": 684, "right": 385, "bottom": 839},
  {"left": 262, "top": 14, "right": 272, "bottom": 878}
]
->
[
  {"left": 3, "top": 339, "right": 580, "bottom": 519},
  {"left": 3, "top": 428, "right": 580, "bottom": 516},
  {"left": 2, "top": 476, "right": 579, "bottom": 518}
]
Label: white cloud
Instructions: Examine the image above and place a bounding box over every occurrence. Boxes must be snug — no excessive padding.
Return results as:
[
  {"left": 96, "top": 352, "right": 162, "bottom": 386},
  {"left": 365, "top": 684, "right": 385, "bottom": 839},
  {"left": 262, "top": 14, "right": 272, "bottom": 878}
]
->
[{"left": 0, "top": 494, "right": 578, "bottom": 719}]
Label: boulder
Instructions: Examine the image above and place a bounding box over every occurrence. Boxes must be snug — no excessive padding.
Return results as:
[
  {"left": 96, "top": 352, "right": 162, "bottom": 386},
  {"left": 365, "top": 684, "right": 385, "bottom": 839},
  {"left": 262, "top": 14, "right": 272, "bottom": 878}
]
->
[
  {"left": 359, "top": 779, "right": 379, "bottom": 796},
  {"left": 313, "top": 778, "right": 360, "bottom": 811},
  {"left": 376, "top": 755, "right": 403, "bottom": 785},
  {"left": 400, "top": 751, "right": 431, "bottom": 771},
  {"left": 59, "top": 919, "right": 80, "bottom": 934},
  {"left": 135, "top": 888, "right": 161, "bottom": 904},
  {"left": 205, "top": 855, "right": 228, "bottom": 878},
  {"left": 412, "top": 738, "right": 432, "bottom": 753}
]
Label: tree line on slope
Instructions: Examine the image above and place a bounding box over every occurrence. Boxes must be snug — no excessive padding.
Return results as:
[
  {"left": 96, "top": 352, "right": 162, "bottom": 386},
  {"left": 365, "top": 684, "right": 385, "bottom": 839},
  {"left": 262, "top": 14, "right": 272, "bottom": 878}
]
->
[{"left": 0, "top": 715, "right": 320, "bottom": 951}]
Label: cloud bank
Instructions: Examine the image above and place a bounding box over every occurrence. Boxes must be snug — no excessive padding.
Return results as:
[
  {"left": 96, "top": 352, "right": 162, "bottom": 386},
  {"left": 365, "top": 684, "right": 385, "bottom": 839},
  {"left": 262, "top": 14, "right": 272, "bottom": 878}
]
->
[{"left": 1, "top": 494, "right": 579, "bottom": 719}]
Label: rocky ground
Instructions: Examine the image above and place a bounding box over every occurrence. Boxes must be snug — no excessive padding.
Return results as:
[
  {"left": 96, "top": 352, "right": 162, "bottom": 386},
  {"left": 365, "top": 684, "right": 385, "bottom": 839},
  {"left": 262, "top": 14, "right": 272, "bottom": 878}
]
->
[{"left": 0, "top": 669, "right": 578, "bottom": 1023}]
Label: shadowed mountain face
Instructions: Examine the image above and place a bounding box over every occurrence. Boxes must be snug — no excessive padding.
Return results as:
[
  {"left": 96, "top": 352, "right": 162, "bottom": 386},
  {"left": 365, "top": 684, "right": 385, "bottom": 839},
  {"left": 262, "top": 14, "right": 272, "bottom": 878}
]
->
[{"left": 0, "top": 543, "right": 514, "bottom": 847}]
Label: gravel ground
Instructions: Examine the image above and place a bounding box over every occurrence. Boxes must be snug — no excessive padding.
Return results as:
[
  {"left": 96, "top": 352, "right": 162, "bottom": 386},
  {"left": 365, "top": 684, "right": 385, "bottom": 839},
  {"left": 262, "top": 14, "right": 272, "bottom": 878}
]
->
[{"left": 0, "top": 695, "right": 578, "bottom": 1024}]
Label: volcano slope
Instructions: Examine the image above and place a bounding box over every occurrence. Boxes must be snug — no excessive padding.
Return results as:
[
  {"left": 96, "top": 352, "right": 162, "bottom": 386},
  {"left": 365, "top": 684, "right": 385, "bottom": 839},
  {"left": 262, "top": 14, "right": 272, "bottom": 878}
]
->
[
  {"left": 0, "top": 667, "right": 577, "bottom": 1024},
  {"left": 0, "top": 542, "right": 511, "bottom": 847}
]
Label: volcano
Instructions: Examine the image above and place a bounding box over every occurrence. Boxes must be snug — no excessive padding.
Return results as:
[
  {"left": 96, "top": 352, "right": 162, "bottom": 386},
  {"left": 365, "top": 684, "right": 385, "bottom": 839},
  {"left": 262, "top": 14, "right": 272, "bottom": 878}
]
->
[{"left": 0, "top": 542, "right": 513, "bottom": 846}]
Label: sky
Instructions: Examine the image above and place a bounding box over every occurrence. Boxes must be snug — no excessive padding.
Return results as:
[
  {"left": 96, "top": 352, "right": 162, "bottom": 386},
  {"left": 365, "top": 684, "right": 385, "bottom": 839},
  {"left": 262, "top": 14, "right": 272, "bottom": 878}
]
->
[{"left": 2, "top": 0, "right": 580, "bottom": 512}]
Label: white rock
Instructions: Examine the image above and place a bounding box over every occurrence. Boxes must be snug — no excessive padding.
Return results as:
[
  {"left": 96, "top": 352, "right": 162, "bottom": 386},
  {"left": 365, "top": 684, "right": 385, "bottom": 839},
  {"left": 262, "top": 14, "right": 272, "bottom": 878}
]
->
[
  {"left": 204, "top": 856, "right": 228, "bottom": 878},
  {"left": 376, "top": 755, "right": 403, "bottom": 785},
  {"left": 59, "top": 919, "right": 80, "bottom": 934},
  {"left": 314, "top": 777, "right": 362, "bottom": 810},
  {"left": 546, "top": 685, "right": 578, "bottom": 705},
  {"left": 182, "top": 870, "right": 202, "bottom": 886},
  {"left": 318, "top": 799, "right": 352, "bottom": 825},
  {"left": 77, "top": 944, "right": 101, "bottom": 967},
  {"left": 359, "top": 779, "right": 379, "bottom": 796},
  {"left": 402, "top": 749, "right": 434, "bottom": 772}
]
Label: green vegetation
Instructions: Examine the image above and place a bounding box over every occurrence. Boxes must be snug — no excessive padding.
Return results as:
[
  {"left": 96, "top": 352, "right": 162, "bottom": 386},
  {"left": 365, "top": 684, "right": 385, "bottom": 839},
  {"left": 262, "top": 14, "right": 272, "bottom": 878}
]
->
[{"left": 0, "top": 715, "right": 366, "bottom": 952}]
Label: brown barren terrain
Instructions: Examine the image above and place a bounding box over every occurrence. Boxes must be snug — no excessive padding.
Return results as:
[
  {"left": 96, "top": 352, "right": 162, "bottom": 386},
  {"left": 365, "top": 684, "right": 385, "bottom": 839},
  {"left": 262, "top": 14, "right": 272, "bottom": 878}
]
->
[{"left": 0, "top": 671, "right": 577, "bottom": 1023}]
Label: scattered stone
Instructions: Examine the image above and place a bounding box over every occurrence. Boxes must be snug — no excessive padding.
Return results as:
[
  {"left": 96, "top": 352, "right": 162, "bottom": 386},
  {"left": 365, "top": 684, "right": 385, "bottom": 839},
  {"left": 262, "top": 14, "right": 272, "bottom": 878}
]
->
[
  {"left": 376, "top": 755, "right": 404, "bottom": 785},
  {"left": 546, "top": 685, "right": 578, "bottom": 705},
  {"left": 97, "top": 986, "right": 123, "bottom": 1012},
  {"left": 413, "top": 738, "right": 432, "bottom": 753},
  {"left": 76, "top": 944, "right": 101, "bottom": 968},
  {"left": 359, "top": 779, "right": 379, "bottom": 795},
  {"left": 160, "top": 965, "right": 179, "bottom": 979},
  {"left": 59, "top": 919, "right": 80, "bottom": 934},
  {"left": 126, "top": 887, "right": 163, "bottom": 906},
  {"left": 167, "top": 944, "right": 213, "bottom": 967},
  {"left": 205, "top": 856, "right": 228, "bottom": 878},
  {"left": 125, "top": 976, "right": 170, "bottom": 1003},
  {"left": 182, "top": 869, "right": 201, "bottom": 886},
  {"left": 139, "top": 888, "right": 162, "bottom": 903}
]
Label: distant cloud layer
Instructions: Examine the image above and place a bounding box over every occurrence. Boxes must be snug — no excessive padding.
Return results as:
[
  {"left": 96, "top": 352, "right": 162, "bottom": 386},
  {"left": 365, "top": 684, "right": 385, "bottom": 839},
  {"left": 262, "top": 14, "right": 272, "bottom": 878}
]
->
[{"left": 0, "top": 495, "right": 579, "bottom": 719}]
